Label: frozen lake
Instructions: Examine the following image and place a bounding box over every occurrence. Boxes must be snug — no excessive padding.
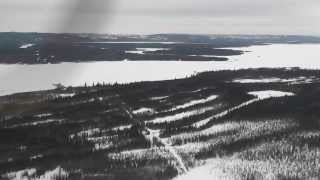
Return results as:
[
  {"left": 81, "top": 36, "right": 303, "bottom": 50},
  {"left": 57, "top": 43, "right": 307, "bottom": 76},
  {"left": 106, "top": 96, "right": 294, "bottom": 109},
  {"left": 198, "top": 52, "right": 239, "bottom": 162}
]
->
[{"left": 1, "top": 43, "right": 320, "bottom": 96}]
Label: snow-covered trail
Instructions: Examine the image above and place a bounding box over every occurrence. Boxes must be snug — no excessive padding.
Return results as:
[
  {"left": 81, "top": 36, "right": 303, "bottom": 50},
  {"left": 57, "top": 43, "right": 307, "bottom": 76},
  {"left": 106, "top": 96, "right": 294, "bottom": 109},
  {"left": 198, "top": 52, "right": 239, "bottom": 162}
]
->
[
  {"left": 192, "top": 98, "right": 259, "bottom": 128},
  {"left": 148, "top": 129, "right": 188, "bottom": 173},
  {"left": 118, "top": 98, "right": 188, "bottom": 173},
  {"left": 192, "top": 90, "right": 295, "bottom": 128}
]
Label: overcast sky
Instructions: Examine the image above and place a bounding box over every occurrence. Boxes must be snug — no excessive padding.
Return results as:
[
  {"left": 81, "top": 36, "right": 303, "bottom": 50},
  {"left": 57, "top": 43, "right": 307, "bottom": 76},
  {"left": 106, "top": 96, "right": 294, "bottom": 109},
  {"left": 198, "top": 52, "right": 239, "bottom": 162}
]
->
[{"left": 1, "top": 0, "right": 320, "bottom": 35}]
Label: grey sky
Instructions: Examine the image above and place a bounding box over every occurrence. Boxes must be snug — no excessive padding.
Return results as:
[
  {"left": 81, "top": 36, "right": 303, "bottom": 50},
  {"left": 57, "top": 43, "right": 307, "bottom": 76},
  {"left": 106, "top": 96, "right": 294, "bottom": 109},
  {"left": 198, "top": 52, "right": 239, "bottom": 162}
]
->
[{"left": 1, "top": 0, "right": 320, "bottom": 35}]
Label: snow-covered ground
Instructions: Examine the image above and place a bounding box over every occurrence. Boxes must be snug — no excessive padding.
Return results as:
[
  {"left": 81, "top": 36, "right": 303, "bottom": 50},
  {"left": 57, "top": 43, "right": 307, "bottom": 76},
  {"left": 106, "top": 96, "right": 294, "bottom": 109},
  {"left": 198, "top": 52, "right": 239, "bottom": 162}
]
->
[
  {"left": 169, "top": 122, "right": 241, "bottom": 144},
  {"left": 126, "top": 48, "right": 170, "bottom": 54},
  {"left": 2, "top": 166, "right": 69, "bottom": 180},
  {"left": 80, "top": 41, "right": 181, "bottom": 44},
  {"left": 173, "top": 158, "right": 236, "bottom": 180},
  {"left": 19, "top": 43, "right": 34, "bottom": 49},
  {"left": 34, "top": 113, "right": 52, "bottom": 118},
  {"left": 125, "top": 50, "right": 144, "bottom": 54},
  {"left": 149, "top": 95, "right": 169, "bottom": 101},
  {"left": 189, "top": 54, "right": 230, "bottom": 58},
  {"left": 166, "top": 95, "right": 218, "bottom": 112},
  {"left": 132, "top": 107, "right": 155, "bottom": 114},
  {"left": 7, "top": 119, "right": 64, "bottom": 128},
  {"left": 136, "top": 48, "right": 170, "bottom": 52},
  {"left": 1, "top": 44, "right": 320, "bottom": 96},
  {"left": 111, "top": 125, "right": 132, "bottom": 131},
  {"left": 70, "top": 128, "right": 101, "bottom": 138},
  {"left": 149, "top": 106, "right": 216, "bottom": 124},
  {"left": 248, "top": 90, "right": 295, "bottom": 100},
  {"left": 232, "top": 77, "right": 317, "bottom": 84},
  {"left": 57, "top": 93, "right": 76, "bottom": 98}
]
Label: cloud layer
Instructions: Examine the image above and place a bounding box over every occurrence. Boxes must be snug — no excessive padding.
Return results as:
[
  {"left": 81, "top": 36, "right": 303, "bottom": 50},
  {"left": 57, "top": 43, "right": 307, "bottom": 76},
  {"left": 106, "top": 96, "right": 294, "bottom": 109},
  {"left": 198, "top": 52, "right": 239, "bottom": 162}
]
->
[{"left": 1, "top": 0, "right": 319, "bottom": 34}]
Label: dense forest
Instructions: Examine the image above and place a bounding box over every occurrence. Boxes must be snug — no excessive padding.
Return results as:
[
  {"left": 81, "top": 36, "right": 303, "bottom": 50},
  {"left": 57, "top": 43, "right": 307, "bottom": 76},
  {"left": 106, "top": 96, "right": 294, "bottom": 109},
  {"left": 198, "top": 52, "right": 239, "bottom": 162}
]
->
[{"left": 1, "top": 68, "right": 320, "bottom": 179}]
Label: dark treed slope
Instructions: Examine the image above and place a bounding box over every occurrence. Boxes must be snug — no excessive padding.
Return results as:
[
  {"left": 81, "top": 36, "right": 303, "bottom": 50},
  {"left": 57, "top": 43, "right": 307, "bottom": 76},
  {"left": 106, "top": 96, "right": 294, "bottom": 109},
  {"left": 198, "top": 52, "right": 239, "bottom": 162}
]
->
[
  {"left": 1, "top": 68, "right": 320, "bottom": 179},
  {"left": 1, "top": 33, "right": 320, "bottom": 64}
]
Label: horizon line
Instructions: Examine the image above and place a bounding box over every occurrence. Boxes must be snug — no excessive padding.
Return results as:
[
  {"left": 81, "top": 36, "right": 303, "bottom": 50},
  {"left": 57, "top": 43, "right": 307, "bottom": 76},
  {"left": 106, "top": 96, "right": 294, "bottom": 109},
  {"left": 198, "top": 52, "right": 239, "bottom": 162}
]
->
[{"left": 1, "top": 31, "right": 320, "bottom": 37}]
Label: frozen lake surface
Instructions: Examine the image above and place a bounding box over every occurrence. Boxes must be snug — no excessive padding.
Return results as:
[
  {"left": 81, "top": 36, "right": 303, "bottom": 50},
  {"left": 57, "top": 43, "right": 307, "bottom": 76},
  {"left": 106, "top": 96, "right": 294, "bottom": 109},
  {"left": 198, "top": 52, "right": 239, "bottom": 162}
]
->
[{"left": 1, "top": 44, "right": 320, "bottom": 96}]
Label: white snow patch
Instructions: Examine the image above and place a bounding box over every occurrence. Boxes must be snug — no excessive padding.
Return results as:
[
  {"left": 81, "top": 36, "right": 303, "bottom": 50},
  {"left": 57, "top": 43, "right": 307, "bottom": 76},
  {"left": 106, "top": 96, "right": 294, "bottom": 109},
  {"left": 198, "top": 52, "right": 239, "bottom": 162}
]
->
[
  {"left": 102, "top": 108, "right": 118, "bottom": 113},
  {"left": 190, "top": 88, "right": 208, "bottom": 93},
  {"left": 18, "top": 145, "right": 27, "bottom": 151},
  {"left": 94, "top": 142, "right": 113, "bottom": 150},
  {"left": 125, "top": 50, "right": 144, "bottom": 54},
  {"left": 81, "top": 41, "right": 182, "bottom": 44},
  {"left": 170, "top": 122, "right": 240, "bottom": 143},
  {"left": 126, "top": 48, "right": 169, "bottom": 54},
  {"left": 189, "top": 54, "right": 228, "bottom": 58},
  {"left": 232, "top": 77, "right": 316, "bottom": 84},
  {"left": 107, "top": 147, "right": 174, "bottom": 161},
  {"left": 173, "top": 158, "right": 236, "bottom": 180},
  {"left": 150, "top": 95, "right": 169, "bottom": 101},
  {"left": 28, "top": 119, "right": 63, "bottom": 126},
  {"left": 4, "top": 168, "right": 37, "bottom": 180},
  {"left": 168, "top": 95, "right": 218, "bottom": 112},
  {"left": 19, "top": 44, "right": 34, "bottom": 49},
  {"left": 57, "top": 93, "right": 75, "bottom": 98},
  {"left": 295, "top": 131, "right": 320, "bottom": 138},
  {"left": 75, "top": 128, "right": 101, "bottom": 137},
  {"left": 248, "top": 90, "right": 295, "bottom": 100},
  {"left": 84, "top": 133, "right": 117, "bottom": 151},
  {"left": 37, "top": 166, "right": 69, "bottom": 180},
  {"left": 30, "top": 154, "right": 44, "bottom": 160},
  {"left": 34, "top": 113, "right": 52, "bottom": 118},
  {"left": 191, "top": 117, "right": 214, "bottom": 128},
  {"left": 116, "top": 148, "right": 149, "bottom": 155},
  {"left": 9, "top": 119, "right": 64, "bottom": 128},
  {"left": 150, "top": 106, "right": 216, "bottom": 124},
  {"left": 88, "top": 98, "right": 95, "bottom": 102},
  {"left": 132, "top": 107, "right": 155, "bottom": 114},
  {"left": 112, "top": 125, "right": 132, "bottom": 131},
  {"left": 2, "top": 166, "right": 68, "bottom": 180},
  {"left": 233, "top": 78, "right": 288, "bottom": 83},
  {"left": 136, "top": 48, "right": 170, "bottom": 52}
]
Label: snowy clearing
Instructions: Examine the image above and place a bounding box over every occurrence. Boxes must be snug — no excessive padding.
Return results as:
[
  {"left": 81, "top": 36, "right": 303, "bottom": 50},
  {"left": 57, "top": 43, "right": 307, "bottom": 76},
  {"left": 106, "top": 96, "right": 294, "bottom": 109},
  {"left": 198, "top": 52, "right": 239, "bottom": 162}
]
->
[
  {"left": 57, "top": 93, "right": 76, "bottom": 98},
  {"left": 132, "top": 107, "right": 155, "bottom": 115},
  {"left": 248, "top": 90, "right": 295, "bottom": 100},
  {"left": 149, "top": 95, "right": 169, "bottom": 101},
  {"left": 167, "top": 95, "right": 218, "bottom": 112},
  {"left": 2, "top": 166, "right": 69, "bottom": 180},
  {"left": 34, "top": 113, "right": 52, "bottom": 118},
  {"left": 149, "top": 106, "right": 216, "bottom": 124},
  {"left": 125, "top": 50, "right": 144, "bottom": 54},
  {"left": 232, "top": 77, "right": 317, "bottom": 84},
  {"left": 8, "top": 119, "right": 64, "bottom": 128},
  {"left": 19, "top": 44, "right": 34, "bottom": 49},
  {"left": 136, "top": 48, "right": 170, "bottom": 52}
]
